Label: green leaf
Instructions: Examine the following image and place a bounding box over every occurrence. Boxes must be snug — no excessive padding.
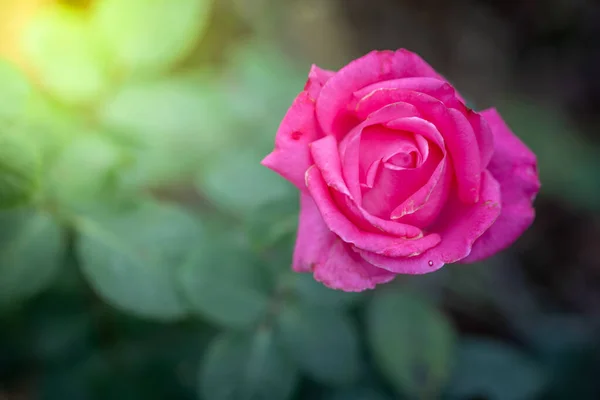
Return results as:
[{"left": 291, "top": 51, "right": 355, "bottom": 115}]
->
[
  {"left": 448, "top": 338, "right": 547, "bottom": 400},
  {"left": 91, "top": 0, "right": 213, "bottom": 75},
  {"left": 197, "top": 149, "right": 294, "bottom": 217},
  {"left": 199, "top": 328, "right": 298, "bottom": 400},
  {"left": 77, "top": 201, "right": 202, "bottom": 320},
  {"left": 367, "top": 291, "right": 455, "bottom": 398},
  {"left": 178, "top": 232, "right": 270, "bottom": 329},
  {"left": 46, "top": 131, "right": 130, "bottom": 206},
  {"left": 0, "top": 131, "right": 40, "bottom": 208},
  {"left": 221, "top": 41, "right": 307, "bottom": 147},
  {"left": 290, "top": 273, "right": 363, "bottom": 310},
  {"left": 22, "top": 4, "right": 110, "bottom": 105},
  {"left": 277, "top": 302, "right": 361, "bottom": 385},
  {"left": 245, "top": 196, "right": 299, "bottom": 250},
  {"left": 99, "top": 74, "right": 230, "bottom": 187},
  {"left": 0, "top": 59, "right": 32, "bottom": 124},
  {"left": 0, "top": 210, "right": 64, "bottom": 306}
]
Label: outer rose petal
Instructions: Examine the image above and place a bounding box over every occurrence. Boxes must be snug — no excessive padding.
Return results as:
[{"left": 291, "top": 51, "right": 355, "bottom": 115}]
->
[
  {"left": 467, "top": 109, "right": 495, "bottom": 169},
  {"left": 314, "top": 240, "right": 396, "bottom": 292},
  {"left": 262, "top": 66, "right": 334, "bottom": 189},
  {"left": 293, "top": 194, "right": 395, "bottom": 291},
  {"left": 354, "top": 77, "right": 464, "bottom": 110},
  {"left": 462, "top": 108, "right": 540, "bottom": 263},
  {"left": 305, "top": 65, "right": 335, "bottom": 100},
  {"left": 316, "top": 49, "right": 443, "bottom": 137},
  {"left": 261, "top": 91, "right": 321, "bottom": 189},
  {"left": 360, "top": 170, "right": 502, "bottom": 274}
]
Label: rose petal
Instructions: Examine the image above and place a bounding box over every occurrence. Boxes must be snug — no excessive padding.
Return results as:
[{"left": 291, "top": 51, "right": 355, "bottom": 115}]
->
[
  {"left": 317, "top": 49, "right": 443, "bottom": 137},
  {"left": 355, "top": 88, "right": 482, "bottom": 206},
  {"left": 358, "top": 125, "right": 421, "bottom": 182},
  {"left": 467, "top": 109, "right": 495, "bottom": 169},
  {"left": 339, "top": 102, "right": 423, "bottom": 202},
  {"left": 354, "top": 77, "right": 464, "bottom": 110},
  {"left": 314, "top": 240, "right": 396, "bottom": 292},
  {"left": 293, "top": 193, "right": 335, "bottom": 272},
  {"left": 306, "top": 165, "right": 441, "bottom": 257},
  {"left": 393, "top": 162, "right": 452, "bottom": 227},
  {"left": 261, "top": 91, "right": 322, "bottom": 189},
  {"left": 310, "top": 135, "right": 426, "bottom": 237},
  {"left": 360, "top": 169, "right": 501, "bottom": 273},
  {"left": 331, "top": 190, "right": 425, "bottom": 237},
  {"left": 462, "top": 108, "right": 540, "bottom": 263},
  {"left": 305, "top": 64, "right": 335, "bottom": 100},
  {"left": 446, "top": 108, "right": 482, "bottom": 204},
  {"left": 310, "top": 135, "right": 352, "bottom": 196},
  {"left": 362, "top": 144, "right": 443, "bottom": 220},
  {"left": 293, "top": 194, "right": 397, "bottom": 291}
]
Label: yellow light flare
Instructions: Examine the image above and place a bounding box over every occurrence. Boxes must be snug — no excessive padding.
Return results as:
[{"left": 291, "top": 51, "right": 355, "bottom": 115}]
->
[{"left": 0, "top": 0, "right": 53, "bottom": 69}]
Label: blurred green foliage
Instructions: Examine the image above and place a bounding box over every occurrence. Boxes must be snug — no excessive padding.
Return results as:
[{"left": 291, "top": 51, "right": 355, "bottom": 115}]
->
[{"left": 0, "top": 0, "right": 599, "bottom": 399}]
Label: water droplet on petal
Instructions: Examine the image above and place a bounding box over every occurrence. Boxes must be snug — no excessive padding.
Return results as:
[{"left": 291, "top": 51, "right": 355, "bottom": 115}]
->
[{"left": 428, "top": 260, "right": 434, "bottom": 267}]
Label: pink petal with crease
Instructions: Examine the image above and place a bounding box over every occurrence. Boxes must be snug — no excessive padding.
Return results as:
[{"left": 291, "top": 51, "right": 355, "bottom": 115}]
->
[
  {"left": 317, "top": 49, "right": 443, "bottom": 137},
  {"left": 357, "top": 90, "right": 481, "bottom": 204},
  {"left": 360, "top": 169, "right": 502, "bottom": 273},
  {"left": 261, "top": 91, "right": 322, "bottom": 189},
  {"left": 338, "top": 102, "right": 423, "bottom": 202},
  {"left": 467, "top": 109, "right": 495, "bottom": 169},
  {"left": 462, "top": 108, "right": 540, "bottom": 263},
  {"left": 293, "top": 194, "right": 396, "bottom": 291},
  {"left": 310, "top": 135, "right": 425, "bottom": 237},
  {"left": 306, "top": 165, "right": 441, "bottom": 257},
  {"left": 446, "top": 108, "right": 482, "bottom": 204},
  {"left": 314, "top": 240, "right": 396, "bottom": 292},
  {"left": 304, "top": 64, "right": 335, "bottom": 100},
  {"left": 354, "top": 77, "right": 464, "bottom": 110}
]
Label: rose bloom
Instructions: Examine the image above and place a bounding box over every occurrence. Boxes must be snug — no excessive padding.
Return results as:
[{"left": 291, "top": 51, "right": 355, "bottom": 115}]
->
[{"left": 262, "top": 50, "right": 540, "bottom": 292}]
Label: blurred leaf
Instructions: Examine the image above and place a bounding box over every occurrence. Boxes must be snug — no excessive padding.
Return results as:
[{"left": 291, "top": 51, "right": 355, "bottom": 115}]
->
[
  {"left": 0, "top": 58, "right": 32, "bottom": 124},
  {"left": 77, "top": 201, "right": 202, "bottom": 320},
  {"left": 290, "top": 273, "right": 363, "bottom": 310},
  {"left": 0, "top": 130, "right": 40, "bottom": 208},
  {"left": 222, "top": 42, "right": 307, "bottom": 146},
  {"left": 498, "top": 99, "right": 600, "bottom": 210},
  {"left": 197, "top": 149, "right": 293, "bottom": 217},
  {"left": 199, "top": 328, "right": 298, "bottom": 400},
  {"left": 448, "top": 338, "right": 547, "bottom": 400},
  {"left": 178, "top": 232, "right": 270, "bottom": 330},
  {"left": 367, "top": 291, "right": 455, "bottom": 398},
  {"left": 46, "top": 131, "right": 130, "bottom": 207},
  {"left": 26, "top": 293, "right": 93, "bottom": 365},
  {"left": 245, "top": 196, "right": 298, "bottom": 250},
  {"left": 0, "top": 210, "right": 64, "bottom": 306},
  {"left": 324, "top": 386, "right": 392, "bottom": 400},
  {"left": 17, "top": 94, "right": 83, "bottom": 167},
  {"left": 520, "top": 315, "right": 598, "bottom": 400},
  {"left": 99, "top": 74, "right": 230, "bottom": 187},
  {"left": 277, "top": 302, "right": 361, "bottom": 385},
  {"left": 22, "top": 4, "right": 110, "bottom": 105},
  {"left": 92, "top": 0, "right": 213, "bottom": 76}
]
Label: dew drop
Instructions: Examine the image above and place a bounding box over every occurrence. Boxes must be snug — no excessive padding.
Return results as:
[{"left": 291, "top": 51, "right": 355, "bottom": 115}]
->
[{"left": 428, "top": 260, "right": 434, "bottom": 267}]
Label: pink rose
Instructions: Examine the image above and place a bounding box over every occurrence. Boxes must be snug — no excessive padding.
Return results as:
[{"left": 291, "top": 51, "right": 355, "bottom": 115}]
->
[{"left": 262, "top": 50, "right": 540, "bottom": 292}]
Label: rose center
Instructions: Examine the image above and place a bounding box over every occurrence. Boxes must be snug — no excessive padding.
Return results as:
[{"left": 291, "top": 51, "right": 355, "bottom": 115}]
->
[{"left": 384, "top": 150, "right": 419, "bottom": 169}]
